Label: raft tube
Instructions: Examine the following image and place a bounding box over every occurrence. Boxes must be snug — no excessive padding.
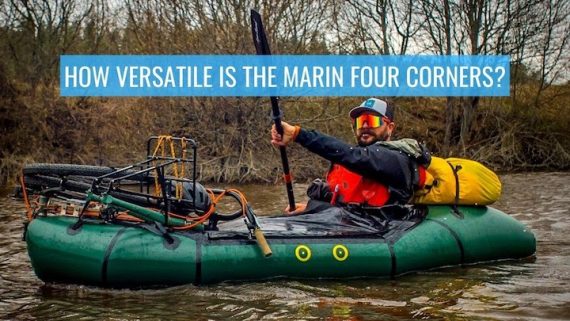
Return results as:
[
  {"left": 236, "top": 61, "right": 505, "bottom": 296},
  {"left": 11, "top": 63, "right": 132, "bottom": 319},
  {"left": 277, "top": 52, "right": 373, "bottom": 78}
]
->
[{"left": 25, "top": 205, "right": 535, "bottom": 287}]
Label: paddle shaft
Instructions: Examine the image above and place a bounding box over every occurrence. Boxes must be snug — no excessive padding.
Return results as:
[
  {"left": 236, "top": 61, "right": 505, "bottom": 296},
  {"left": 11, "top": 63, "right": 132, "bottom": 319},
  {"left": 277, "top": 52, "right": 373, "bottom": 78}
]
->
[
  {"left": 251, "top": 9, "right": 296, "bottom": 210},
  {"left": 272, "top": 99, "right": 296, "bottom": 211}
]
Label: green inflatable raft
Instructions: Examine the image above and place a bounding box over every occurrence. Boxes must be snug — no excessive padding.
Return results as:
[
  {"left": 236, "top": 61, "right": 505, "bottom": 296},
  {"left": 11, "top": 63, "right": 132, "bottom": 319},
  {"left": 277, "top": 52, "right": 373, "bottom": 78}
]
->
[{"left": 25, "top": 204, "right": 536, "bottom": 287}]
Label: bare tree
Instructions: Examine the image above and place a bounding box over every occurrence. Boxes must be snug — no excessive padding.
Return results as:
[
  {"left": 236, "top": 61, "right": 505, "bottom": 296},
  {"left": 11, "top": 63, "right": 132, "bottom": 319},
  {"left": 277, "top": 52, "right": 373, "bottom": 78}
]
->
[
  {"left": 341, "top": 0, "right": 420, "bottom": 54},
  {"left": 3, "top": 0, "right": 92, "bottom": 85},
  {"left": 532, "top": 0, "right": 570, "bottom": 107}
]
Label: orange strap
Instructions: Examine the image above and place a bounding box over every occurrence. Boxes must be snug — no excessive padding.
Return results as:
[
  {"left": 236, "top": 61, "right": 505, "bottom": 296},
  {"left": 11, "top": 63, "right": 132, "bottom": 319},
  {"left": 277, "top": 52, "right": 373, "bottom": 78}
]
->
[
  {"left": 151, "top": 136, "right": 187, "bottom": 199},
  {"left": 20, "top": 173, "right": 33, "bottom": 221},
  {"left": 172, "top": 189, "right": 225, "bottom": 230},
  {"left": 152, "top": 135, "right": 169, "bottom": 197}
]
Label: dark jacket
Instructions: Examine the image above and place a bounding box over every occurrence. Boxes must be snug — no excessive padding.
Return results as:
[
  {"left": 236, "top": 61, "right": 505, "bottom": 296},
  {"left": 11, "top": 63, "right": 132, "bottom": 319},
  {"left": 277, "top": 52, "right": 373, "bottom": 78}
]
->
[{"left": 295, "top": 128, "right": 423, "bottom": 204}]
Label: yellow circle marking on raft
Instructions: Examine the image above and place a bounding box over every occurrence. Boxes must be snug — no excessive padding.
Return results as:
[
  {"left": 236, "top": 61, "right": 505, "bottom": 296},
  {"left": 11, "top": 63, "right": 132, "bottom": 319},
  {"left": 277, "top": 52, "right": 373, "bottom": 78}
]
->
[
  {"left": 295, "top": 245, "right": 312, "bottom": 262},
  {"left": 332, "top": 244, "right": 349, "bottom": 262}
]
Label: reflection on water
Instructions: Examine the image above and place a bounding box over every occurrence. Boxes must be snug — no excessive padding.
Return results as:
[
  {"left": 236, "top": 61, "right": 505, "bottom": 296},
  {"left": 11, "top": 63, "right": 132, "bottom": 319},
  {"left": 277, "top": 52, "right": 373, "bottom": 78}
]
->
[{"left": 0, "top": 172, "right": 569, "bottom": 320}]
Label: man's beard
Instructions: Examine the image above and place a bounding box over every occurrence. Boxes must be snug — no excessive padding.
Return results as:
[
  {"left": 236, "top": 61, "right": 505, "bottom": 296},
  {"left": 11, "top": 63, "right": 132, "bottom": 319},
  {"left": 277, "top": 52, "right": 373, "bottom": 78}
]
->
[
  {"left": 357, "top": 136, "right": 376, "bottom": 146},
  {"left": 357, "top": 130, "right": 389, "bottom": 146}
]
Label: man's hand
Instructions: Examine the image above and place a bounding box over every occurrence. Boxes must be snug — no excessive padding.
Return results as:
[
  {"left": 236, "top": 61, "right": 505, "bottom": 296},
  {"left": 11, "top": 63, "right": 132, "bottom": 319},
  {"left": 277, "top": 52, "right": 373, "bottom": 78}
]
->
[
  {"left": 271, "top": 121, "right": 300, "bottom": 147},
  {"left": 284, "top": 202, "right": 307, "bottom": 215}
]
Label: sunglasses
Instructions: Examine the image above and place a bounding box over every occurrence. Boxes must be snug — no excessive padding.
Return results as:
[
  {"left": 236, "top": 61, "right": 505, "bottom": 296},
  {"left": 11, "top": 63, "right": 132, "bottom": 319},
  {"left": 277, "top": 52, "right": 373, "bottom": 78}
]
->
[{"left": 353, "top": 114, "right": 387, "bottom": 129}]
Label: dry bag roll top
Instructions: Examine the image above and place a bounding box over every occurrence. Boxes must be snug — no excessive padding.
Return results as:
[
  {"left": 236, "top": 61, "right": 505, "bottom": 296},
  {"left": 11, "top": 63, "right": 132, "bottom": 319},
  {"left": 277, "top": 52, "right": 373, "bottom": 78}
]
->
[{"left": 413, "top": 157, "right": 501, "bottom": 205}]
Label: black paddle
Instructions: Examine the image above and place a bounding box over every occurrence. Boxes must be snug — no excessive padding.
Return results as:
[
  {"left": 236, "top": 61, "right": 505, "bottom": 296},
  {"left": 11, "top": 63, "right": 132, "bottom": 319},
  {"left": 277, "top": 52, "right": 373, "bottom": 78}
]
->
[{"left": 250, "top": 9, "right": 296, "bottom": 211}]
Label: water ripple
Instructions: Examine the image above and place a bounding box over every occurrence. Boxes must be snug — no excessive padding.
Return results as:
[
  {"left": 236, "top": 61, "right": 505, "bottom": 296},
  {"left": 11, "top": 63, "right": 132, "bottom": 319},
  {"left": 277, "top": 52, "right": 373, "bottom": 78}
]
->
[{"left": 1, "top": 173, "right": 569, "bottom": 320}]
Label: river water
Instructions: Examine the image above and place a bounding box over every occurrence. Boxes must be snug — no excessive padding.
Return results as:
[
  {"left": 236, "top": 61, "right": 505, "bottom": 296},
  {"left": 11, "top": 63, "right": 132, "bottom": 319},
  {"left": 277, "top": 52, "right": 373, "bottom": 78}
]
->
[{"left": 0, "top": 172, "right": 568, "bottom": 320}]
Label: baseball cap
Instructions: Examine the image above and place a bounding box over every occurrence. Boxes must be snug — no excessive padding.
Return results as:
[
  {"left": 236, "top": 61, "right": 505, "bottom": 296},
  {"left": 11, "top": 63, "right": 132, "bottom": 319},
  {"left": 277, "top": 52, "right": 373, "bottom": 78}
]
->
[{"left": 349, "top": 98, "right": 394, "bottom": 121}]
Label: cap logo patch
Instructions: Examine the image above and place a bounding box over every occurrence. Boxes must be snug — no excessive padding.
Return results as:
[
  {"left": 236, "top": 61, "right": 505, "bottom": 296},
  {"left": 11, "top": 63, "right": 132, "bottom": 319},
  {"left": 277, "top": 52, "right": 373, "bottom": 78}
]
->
[{"left": 364, "top": 99, "right": 375, "bottom": 107}]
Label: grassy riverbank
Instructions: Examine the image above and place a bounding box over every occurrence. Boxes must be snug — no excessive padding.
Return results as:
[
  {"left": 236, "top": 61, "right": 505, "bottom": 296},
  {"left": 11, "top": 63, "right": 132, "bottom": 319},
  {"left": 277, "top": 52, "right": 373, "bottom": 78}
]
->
[
  {"left": 1, "top": 82, "right": 568, "bottom": 185},
  {"left": 1, "top": 0, "right": 568, "bottom": 185}
]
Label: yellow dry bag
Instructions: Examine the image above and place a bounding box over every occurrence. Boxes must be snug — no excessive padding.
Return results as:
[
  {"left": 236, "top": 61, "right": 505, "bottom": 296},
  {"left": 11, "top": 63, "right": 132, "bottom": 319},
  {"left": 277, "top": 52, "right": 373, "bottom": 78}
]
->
[{"left": 414, "top": 157, "right": 501, "bottom": 205}]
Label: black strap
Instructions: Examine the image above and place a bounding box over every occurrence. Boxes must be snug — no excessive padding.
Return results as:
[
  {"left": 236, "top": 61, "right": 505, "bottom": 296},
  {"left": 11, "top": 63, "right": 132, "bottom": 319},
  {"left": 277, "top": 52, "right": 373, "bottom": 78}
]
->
[
  {"left": 153, "top": 221, "right": 175, "bottom": 245},
  {"left": 418, "top": 143, "right": 432, "bottom": 165},
  {"left": 446, "top": 161, "right": 463, "bottom": 218},
  {"left": 388, "top": 242, "right": 397, "bottom": 277},
  {"left": 194, "top": 237, "right": 203, "bottom": 285},
  {"left": 156, "top": 167, "right": 170, "bottom": 226},
  {"left": 102, "top": 227, "right": 127, "bottom": 284},
  {"left": 22, "top": 222, "right": 29, "bottom": 241},
  {"left": 411, "top": 161, "right": 421, "bottom": 190},
  {"left": 426, "top": 218, "right": 465, "bottom": 264},
  {"left": 448, "top": 162, "right": 462, "bottom": 206},
  {"left": 133, "top": 222, "right": 180, "bottom": 249}
]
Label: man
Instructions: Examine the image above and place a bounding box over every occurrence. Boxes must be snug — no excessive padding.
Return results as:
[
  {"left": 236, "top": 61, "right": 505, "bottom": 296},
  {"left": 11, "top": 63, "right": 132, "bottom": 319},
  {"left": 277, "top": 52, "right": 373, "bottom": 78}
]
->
[{"left": 271, "top": 98, "right": 430, "bottom": 214}]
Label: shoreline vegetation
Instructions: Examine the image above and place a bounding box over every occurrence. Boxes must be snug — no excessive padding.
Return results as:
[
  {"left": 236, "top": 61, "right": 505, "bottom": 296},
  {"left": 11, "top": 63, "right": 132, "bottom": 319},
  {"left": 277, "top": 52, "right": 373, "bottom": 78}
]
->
[{"left": 1, "top": 1, "right": 569, "bottom": 185}]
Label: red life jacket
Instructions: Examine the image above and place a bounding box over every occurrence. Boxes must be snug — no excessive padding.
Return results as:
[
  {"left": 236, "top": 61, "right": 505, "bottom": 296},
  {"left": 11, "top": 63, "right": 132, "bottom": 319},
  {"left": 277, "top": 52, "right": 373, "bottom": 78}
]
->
[
  {"left": 326, "top": 164, "right": 427, "bottom": 206},
  {"left": 326, "top": 164, "right": 390, "bottom": 206}
]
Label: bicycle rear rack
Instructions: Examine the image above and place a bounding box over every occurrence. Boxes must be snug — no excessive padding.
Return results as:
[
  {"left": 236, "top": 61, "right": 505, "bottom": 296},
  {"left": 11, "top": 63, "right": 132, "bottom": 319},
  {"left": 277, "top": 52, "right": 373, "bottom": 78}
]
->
[{"left": 83, "top": 136, "right": 200, "bottom": 222}]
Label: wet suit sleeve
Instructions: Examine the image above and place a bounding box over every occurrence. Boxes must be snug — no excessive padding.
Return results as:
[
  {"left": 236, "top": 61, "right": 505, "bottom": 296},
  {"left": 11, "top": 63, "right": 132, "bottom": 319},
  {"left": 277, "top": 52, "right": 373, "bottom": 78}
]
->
[{"left": 295, "top": 128, "right": 413, "bottom": 199}]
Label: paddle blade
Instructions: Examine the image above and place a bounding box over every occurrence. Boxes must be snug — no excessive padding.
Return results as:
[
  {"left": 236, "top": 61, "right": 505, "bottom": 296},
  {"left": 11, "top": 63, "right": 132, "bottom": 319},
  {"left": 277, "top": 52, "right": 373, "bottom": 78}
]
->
[{"left": 250, "top": 9, "right": 271, "bottom": 55}]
